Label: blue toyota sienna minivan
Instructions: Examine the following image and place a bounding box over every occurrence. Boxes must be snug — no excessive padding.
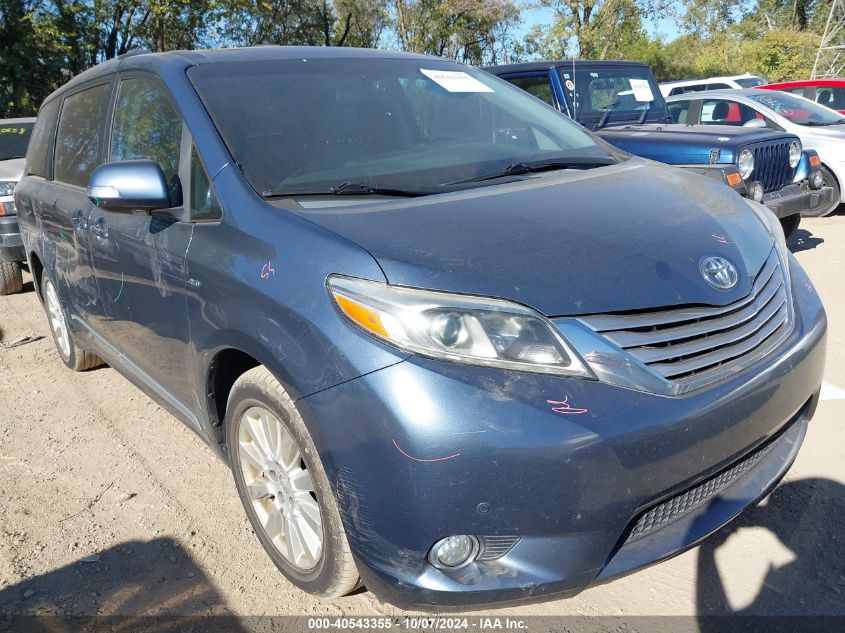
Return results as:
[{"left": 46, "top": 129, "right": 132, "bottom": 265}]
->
[{"left": 15, "top": 47, "right": 826, "bottom": 609}]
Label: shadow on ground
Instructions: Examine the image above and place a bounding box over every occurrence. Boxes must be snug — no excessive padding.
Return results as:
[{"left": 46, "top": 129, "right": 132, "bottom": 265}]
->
[
  {"left": 696, "top": 477, "right": 845, "bottom": 629},
  {"left": 788, "top": 228, "right": 824, "bottom": 253},
  {"left": 0, "top": 538, "right": 250, "bottom": 632}
]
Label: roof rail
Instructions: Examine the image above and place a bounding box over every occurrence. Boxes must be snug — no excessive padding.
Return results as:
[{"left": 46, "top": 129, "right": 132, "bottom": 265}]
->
[{"left": 116, "top": 49, "right": 151, "bottom": 60}]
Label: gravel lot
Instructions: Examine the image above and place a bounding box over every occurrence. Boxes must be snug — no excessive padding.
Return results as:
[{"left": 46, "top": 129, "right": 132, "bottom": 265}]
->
[{"left": 1, "top": 217, "right": 843, "bottom": 626}]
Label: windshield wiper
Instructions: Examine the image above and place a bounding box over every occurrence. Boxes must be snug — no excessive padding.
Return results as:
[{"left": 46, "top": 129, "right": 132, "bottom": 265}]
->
[
  {"left": 597, "top": 101, "right": 619, "bottom": 129},
  {"left": 638, "top": 102, "right": 651, "bottom": 124},
  {"left": 803, "top": 119, "right": 845, "bottom": 127},
  {"left": 262, "top": 182, "right": 425, "bottom": 198},
  {"left": 447, "top": 156, "right": 616, "bottom": 185}
]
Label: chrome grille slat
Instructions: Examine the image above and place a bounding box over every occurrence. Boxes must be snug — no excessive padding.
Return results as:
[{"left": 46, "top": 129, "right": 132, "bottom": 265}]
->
[
  {"left": 605, "top": 277, "right": 784, "bottom": 348},
  {"left": 649, "top": 303, "right": 788, "bottom": 378},
  {"left": 627, "top": 290, "right": 786, "bottom": 364},
  {"left": 579, "top": 249, "right": 792, "bottom": 387},
  {"left": 582, "top": 254, "right": 778, "bottom": 332}
]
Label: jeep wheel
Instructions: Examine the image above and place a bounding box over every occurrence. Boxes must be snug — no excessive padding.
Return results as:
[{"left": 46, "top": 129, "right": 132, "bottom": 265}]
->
[
  {"left": 817, "top": 165, "right": 841, "bottom": 217},
  {"left": 42, "top": 277, "right": 103, "bottom": 371},
  {"left": 0, "top": 261, "right": 22, "bottom": 295},
  {"left": 226, "top": 366, "right": 360, "bottom": 598}
]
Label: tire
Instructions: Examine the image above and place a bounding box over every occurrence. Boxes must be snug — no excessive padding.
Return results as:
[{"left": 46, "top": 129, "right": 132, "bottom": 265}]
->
[
  {"left": 42, "top": 276, "right": 103, "bottom": 371},
  {"left": 816, "top": 165, "right": 841, "bottom": 217},
  {"left": 0, "top": 261, "right": 23, "bottom": 295},
  {"left": 779, "top": 213, "right": 801, "bottom": 238},
  {"left": 226, "top": 366, "right": 359, "bottom": 598}
]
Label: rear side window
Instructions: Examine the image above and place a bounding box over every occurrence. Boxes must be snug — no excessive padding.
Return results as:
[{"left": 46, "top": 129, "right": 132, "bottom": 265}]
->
[
  {"left": 110, "top": 77, "right": 183, "bottom": 204},
  {"left": 505, "top": 76, "right": 555, "bottom": 107},
  {"left": 26, "top": 100, "right": 60, "bottom": 177},
  {"left": 706, "top": 83, "right": 732, "bottom": 90},
  {"left": 814, "top": 86, "right": 845, "bottom": 110},
  {"left": 54, "top": 83, "right": 111, "bottom": 187}
]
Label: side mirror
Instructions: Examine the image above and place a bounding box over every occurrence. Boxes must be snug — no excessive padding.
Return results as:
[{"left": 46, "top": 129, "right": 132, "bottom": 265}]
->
[
  {"left": 87, "top": 160, "right": 170, "bottom": 212},
  {"left": 742, "top": 118, "right": 766, "bottom": 129}
]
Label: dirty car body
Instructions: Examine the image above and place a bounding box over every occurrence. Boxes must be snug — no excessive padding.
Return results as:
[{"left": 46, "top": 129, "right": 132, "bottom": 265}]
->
[
  {"left": 15, "top": 48, "right": 826, "bottom": 609},
  {"left": 485, "top": 61, "right": 833, "bottom": 233}
]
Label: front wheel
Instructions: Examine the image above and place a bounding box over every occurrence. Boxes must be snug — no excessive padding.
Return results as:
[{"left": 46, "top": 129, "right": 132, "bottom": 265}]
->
[
  {"left": 226, "top": 366, "right": 360, "bottom": 597},
  {"left": 816, "top": 165, "right": 841, "bottom": 217},
  {"left": 0, "top": 261, "right": 22, "bottom": 295},
  {"left": 42, "top": 277, "right": 103, "bottom": 371}
]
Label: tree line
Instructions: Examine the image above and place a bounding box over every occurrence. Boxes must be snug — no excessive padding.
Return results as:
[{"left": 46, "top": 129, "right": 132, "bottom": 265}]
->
[{"left": 0, "top": 0, "right": 835, "bottom": 116}]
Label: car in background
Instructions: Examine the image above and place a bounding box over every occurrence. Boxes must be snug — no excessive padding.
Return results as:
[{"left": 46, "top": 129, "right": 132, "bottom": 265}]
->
[
  {"left": 660, "top": 73, "right": 767, "bottom": 97},
  {"left": 761, "top": 79, "right": 845, "bottom": 115},
  {"left": 666, "top": 88, "right": 845, "bottom": 216},
  {"left": 0, "top": 117, "right": 35, "bottom": 295},
  {"left": 15, "top": 47, "right": 827, "bottom": 609},
  {"left": 485, "top": 61, "right": 830, "bottom": 236}
]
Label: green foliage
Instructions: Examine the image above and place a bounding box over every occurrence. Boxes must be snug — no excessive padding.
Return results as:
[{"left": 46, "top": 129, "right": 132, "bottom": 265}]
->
[{"left": 0, "top": 0, "right": 837, "bottom": 117}]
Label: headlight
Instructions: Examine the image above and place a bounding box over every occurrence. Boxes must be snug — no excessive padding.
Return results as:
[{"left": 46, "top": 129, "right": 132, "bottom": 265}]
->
[
  {"left": 745, "top": 199, "right": 790, "bottom": 279},
  {"left": 328, "top": 276, "right": 592, "bottom": 378},
  {"left": 788, "top": 141, "right": 802, "bottom": 168},
  {"left": 737, "top": 149, "right": 754, "bottom": 179},
  {"left": 0, "top": 181, "right": 16, "bottom": 196}
]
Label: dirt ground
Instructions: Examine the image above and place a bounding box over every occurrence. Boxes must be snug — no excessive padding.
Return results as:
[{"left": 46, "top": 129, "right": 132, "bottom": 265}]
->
[{"left": 1, "top": 217, "right": 844, "bottom": 627}]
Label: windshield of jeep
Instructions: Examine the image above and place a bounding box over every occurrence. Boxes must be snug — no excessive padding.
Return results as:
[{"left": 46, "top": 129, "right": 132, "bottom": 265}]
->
[
  {"left": 0, "top": 123, "right": 34, "bottom": 161},
  {"left": 188, "top": 58, "right": 616, "bottom": 197},
  {"left": 558, "top": 67, "right": 669, "bottom": 128}
]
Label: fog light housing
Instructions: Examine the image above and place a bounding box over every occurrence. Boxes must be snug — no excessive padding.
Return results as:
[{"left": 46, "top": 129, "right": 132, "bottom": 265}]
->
[
  {"left": 428, "top": 535, "right": 479, "bottom": 570},
  {"left": 811, "top": 169, "right": 825, "bottom": 190},
  {"left": 747, "top": 181, "right": 764, "bottom": 202}
]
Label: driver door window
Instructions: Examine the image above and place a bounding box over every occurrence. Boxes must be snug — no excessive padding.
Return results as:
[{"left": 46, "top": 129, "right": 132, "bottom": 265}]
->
[{"left": 110, "top": 77, "right": 184, "bottom": 205}]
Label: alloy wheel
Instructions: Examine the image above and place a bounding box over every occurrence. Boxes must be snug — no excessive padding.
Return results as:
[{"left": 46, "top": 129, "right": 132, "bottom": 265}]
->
[
  {"left": 45, "top": 280, "right": 71, "bottom": 359},
  {"left": 237, "top": 406, "right": 323, "bottom": 571}
]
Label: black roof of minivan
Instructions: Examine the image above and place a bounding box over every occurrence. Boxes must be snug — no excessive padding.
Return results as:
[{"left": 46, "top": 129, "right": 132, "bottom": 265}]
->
[{"left": 485, "top": 60, "right": 651, "bottom": 75}]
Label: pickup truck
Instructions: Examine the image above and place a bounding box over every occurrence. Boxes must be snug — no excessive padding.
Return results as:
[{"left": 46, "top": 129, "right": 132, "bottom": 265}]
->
[
  {"left": 0, "top": 117, "right": 35, "bottom": 294},
  {"left": 485, "top": 60, "right": 833, "bottom": 237}
]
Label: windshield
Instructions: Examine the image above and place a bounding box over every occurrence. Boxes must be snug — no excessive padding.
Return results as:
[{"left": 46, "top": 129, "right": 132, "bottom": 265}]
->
[
  {"left": 557, "top": 66, "right": 667, "bottom": 127},
  {"left": 188, "top": 59, "right": 612, "bottom": 196},
  {"left": 736, "top": 76, "right": 765, "bottom": 88},
  {"left": 0, "top": 123, "right": 34, "bottom": 161},
  {"left": 749, "top": 91, "right": 845, "bottom": 125}
]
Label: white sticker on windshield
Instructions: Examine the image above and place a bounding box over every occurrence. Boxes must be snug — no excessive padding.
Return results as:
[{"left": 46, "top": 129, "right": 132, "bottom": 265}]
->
[
  {"left": 420, "top": 69, "right": 494, "bottom": 93},
  {"left": 629, "top": 79, "right": 654, "bottom": 102}
]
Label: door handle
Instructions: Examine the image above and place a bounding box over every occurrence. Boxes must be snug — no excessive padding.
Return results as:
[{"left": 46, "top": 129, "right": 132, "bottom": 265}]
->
[{"left": 91, "top": 217, "right": 109, "bottom": 243}]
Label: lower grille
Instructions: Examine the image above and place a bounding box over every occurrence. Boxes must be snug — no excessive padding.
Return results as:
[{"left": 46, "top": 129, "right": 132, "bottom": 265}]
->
[
  {"left": 626, "top": 432, "right": 780, "bottom": 542},
  {"left": 579, "top": 249, "right": 791, "bottom": 388}
]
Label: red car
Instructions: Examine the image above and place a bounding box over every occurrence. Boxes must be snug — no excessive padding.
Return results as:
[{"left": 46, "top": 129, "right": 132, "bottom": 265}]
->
[{"left": 761, "top": 79, "right": 845, "bottom": 114}]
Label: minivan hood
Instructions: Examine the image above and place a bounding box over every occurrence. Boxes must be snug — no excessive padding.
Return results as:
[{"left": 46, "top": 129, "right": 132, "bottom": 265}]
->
[
  {"left": 0, "top": 157, "right": 25, "bottom": 182},
  {"left": 286, "top": 161, "right": 774, "bottom": 316}
]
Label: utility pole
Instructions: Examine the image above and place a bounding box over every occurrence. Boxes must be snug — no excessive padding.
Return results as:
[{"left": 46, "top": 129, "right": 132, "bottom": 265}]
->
[{"left": 813, "top": 0, "right": 845, "bottom": 78}]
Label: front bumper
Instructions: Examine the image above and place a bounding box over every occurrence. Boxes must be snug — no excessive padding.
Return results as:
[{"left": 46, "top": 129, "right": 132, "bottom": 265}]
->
[
  {"left": 761, "top": 183, "right": 834, "bottom": 220},
  {"left": 298, "top": 258, "right": 826, "bottom": 610},
  {"left": 0, "top": 214, "right": 24, "bottom": 263}
]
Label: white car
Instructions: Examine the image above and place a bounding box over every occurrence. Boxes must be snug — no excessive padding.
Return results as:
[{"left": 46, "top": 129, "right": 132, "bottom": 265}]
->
[
  {"left": 666, "top": 88, "right": 845, "bottom": 216},
  {"left": 660, "top": 74, "right": 766, "bottom": 97}
]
